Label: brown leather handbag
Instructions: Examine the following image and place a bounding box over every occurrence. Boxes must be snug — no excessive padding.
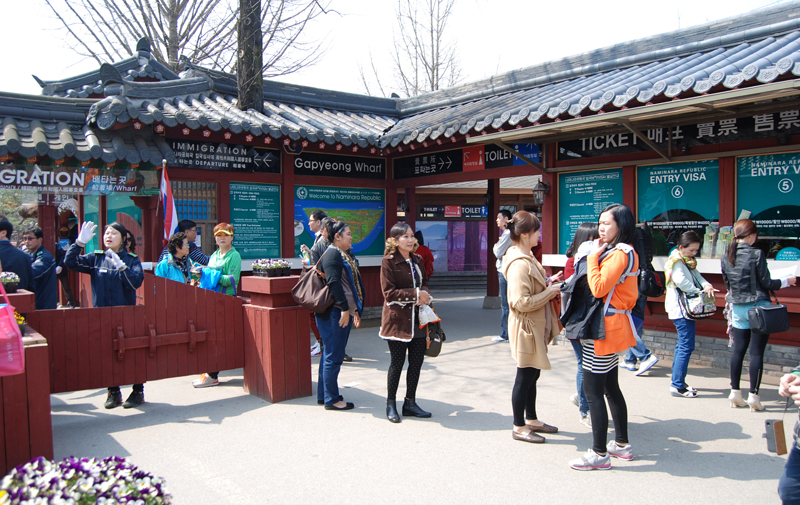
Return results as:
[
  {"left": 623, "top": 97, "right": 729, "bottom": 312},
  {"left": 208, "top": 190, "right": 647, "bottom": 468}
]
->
[{"left": 291, "top": 250, "right": 334, "bottom": 312}]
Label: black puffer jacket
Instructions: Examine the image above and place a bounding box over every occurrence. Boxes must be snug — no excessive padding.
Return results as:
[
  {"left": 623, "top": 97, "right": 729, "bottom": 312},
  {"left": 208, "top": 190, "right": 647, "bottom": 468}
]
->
[{"left": 721, "top": 243, "right": 781, "bottom": 304}]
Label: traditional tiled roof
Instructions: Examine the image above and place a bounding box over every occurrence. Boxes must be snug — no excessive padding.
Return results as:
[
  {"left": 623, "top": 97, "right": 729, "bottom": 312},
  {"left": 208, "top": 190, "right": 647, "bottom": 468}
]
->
[
  {"left": 34, "top": 39, "right": 180, "bottom": 99},
  {"left": 0, "top": 94, "right": 172, "bottom": 164}
]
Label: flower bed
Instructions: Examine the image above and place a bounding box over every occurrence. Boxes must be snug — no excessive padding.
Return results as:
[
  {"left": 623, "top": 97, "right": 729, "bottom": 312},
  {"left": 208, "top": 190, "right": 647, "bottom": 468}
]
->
[{"left": 1, "top": 456, "right": 173, "bottom": 504}]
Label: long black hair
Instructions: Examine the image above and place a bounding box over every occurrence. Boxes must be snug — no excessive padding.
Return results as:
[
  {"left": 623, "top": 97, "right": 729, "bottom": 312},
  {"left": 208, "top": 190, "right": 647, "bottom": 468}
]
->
[
  {"left": 599, "top": 204, "right": 637, "bottom": 248},
  {"left": 565, "top": 222, "right": 599, "bottom": 258}
]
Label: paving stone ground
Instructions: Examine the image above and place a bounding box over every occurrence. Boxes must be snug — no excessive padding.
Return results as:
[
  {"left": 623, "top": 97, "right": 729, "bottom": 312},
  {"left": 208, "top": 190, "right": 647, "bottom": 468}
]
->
[{"left": 51, "top": 292, "right": 790, "bottom": 504}]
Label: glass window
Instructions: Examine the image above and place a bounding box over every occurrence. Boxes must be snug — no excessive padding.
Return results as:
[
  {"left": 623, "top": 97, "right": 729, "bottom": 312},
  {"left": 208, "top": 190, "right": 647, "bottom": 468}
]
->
[
  {"left": 107, "top": 195, "right": 143, "bottom": 255},
  {"left": 83, "top": 195, "right": 100, "bottom": 251}
]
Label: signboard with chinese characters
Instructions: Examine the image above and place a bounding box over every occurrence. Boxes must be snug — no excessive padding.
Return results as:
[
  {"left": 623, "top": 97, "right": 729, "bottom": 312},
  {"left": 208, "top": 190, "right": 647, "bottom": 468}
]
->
[
  {"left": 0, "top": 164, "right": 159, "bottom": 195},
  {"left": 170, "top": 139, "right": 280, "bottom": 173},
  {"left": 558, "top": 169, "right": 623, "bottom": 254},
  {"left": 292, "top": 152, "right": 385, "bottom": 180},
  {"left": 395, "top": 144, "right": 542, "bottom": 179},
  {"left": 737, "top": 152, "right": 800, "bottom": 238},
  {"left": 294, "top": 185, "right": 385, "bottom": 256},
  {"left": 637, "top": 160, "right": 719, "bottom": 255},
  {"left": 558, "top": 111, "right": 800, "bottom": 160},
  {"left": 229, "top": 182, "right": 281, "bottom": 259},
  {"left": 395, "top": 149, "right": 463, "bottom": 179}
]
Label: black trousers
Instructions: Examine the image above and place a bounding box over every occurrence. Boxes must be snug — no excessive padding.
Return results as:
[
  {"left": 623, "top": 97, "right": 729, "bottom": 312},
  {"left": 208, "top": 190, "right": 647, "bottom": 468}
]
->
[
  {"left": 583, "top": 367, "right": 628, "bottom": 454},
  {"left": 730, "top": 327, "right": 769, "bottom": 394},
  {"left": 511, "top": 367, "right": 540, "bottom": 427}
]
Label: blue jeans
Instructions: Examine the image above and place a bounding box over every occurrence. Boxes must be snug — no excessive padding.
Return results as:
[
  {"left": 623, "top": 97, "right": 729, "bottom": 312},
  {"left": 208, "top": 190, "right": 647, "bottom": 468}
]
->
[
  {"left": 780, "top": 443, "right": 800, "bottom": 504},
  {"left": 569, "top": 339, "right": 590, "bottom": 416},
  {"left": 670, "top": 317, "right": 696, "bottom": 390},
  {"left": 498, "top": 271, "right": 509, "bottom": 339},
  {"left": 315, "top": 308, "right": 353, "bottom": 406},
  {"left": 624, "top": 316, "right": 652, "bottom": 364}
]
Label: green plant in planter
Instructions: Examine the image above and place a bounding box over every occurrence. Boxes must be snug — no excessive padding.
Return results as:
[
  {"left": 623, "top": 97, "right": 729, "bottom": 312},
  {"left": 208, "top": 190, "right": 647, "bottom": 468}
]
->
[
  {"left": 0, "top": 271, "right": 20, "bottom": 293},
  {"left": 1, "top": 455, "right": 173, "bottom": 504},
  {"left": 252, "top": 259, "right": 269, "bottom": 277}
]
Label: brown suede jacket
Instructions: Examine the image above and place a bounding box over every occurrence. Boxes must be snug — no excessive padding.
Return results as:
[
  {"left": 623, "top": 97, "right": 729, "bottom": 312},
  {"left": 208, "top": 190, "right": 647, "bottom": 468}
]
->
[{"left": 379, "top": 252, "right": 430, "bottom": 341}]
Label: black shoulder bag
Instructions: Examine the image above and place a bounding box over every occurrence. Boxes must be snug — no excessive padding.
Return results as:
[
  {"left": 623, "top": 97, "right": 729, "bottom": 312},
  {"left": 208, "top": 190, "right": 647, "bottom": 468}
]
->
[{"left": 746, "top": 260, "right": 789, "bottom": 334}]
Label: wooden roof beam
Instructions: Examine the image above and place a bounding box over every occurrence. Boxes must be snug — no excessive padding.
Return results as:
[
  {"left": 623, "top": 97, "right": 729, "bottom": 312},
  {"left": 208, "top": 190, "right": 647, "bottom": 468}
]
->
[
  {"left": 492, "top": 141, "right": 547, "bottom": 175},
  {"left": 619, "top": 120, "right": 671, "bottom": 162}
]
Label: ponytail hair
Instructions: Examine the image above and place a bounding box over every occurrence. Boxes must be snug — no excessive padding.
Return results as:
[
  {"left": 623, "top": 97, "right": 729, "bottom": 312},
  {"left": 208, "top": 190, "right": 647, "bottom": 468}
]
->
[
  {"left": 507, "top": 211, "right": 540, "bottom": 242},
  {"left": 726, "top": 219, "right": 758, "bottom": 267}
]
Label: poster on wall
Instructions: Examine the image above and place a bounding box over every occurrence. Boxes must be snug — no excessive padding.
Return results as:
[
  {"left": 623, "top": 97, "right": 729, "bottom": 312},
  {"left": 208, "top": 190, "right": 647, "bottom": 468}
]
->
[
  {"left": 294, "top": 185, "right": 385, "bottom": 256},
  {"left": 414, "top": 221, "right": 487, "bottom": 272},
  {"left": 737, "top": 152, "right": 800, "bottom": 238},
  {"left": 558, "top": 169, "right": 623, "bottom": 254},
  {"left": 637, "top": 160, "right": 719, "bottom": 255},
  {"left": 229, "top": 182, "right": 281, "bottom": 260}
]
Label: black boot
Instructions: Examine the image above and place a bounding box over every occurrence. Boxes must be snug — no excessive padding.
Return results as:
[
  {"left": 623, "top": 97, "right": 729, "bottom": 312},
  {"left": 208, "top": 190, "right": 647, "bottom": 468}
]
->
[
  {"left": 104, "top": 390, "right": 122, "bottom": 409},
  {"left": 123, "top": 390, "right": 145, "bottom": 409},
  {"left": 402, "top": 398, "right": 431, "bottom": 418},
  {"left": 386, "top": 400, "right": 401, "bottom": 423}
]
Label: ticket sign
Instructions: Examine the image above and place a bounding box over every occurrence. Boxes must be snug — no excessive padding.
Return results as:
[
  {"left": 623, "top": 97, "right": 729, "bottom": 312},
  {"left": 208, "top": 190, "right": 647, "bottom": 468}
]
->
[
  {"left": 637, "top": 160, "right": 719, "bottom": 228},
  {"left": 737, "top": 152, "right": 800, "bottom": 238},
  {"left": 229, "top": 182, "right": 281, "bottom": 259},
  {"left": 558, "top": 169, "right": 623, "bottom": 254}
]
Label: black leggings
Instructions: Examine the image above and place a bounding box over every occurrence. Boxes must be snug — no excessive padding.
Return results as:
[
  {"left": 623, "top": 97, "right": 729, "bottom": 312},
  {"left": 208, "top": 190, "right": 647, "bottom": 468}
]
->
[
  {"left": 583, "top": 367, "right": 628, "bottom": 454},
  {"left": 730, "top": 327, "right": 769, "bottom": 394},
  {"left": 511, "top": 367, "right": 540, "bottom": 427},
  {"left": 387, "top": 339, "right": 426, "bottom": 401}
]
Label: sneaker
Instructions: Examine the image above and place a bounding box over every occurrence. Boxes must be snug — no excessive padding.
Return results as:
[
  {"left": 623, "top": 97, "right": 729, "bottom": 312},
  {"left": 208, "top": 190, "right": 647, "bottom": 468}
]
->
[
  {"left": 580, "top": 415, "right": 592, "bottom": 428},
  {"left": 634, "top": 355, "right": 659, "bottom": 376},
  {"left": 670, "top": 386, "right": 698, "bottom": 398},
  {"left": 569, "top": 393, "right": 580, "bottom": 408},
  {"left": 123, "top": 391, "right": 144, "bottom": 409},
  {"left": 343, "top": 353, "right": 353, "bottom": 362},
  {"left": 607, "top": 441, "right": 634, "bottom": 460},
  {"left": 104, "top": 390, "right": 122, "bottom": 409},
  {"left": 619, "top": 361, "right": 638, "bottom": 371},
  {"left": 310, "top": 342, "right": 321, "bottom": 356},
  {"left": 492, "top": 336, "right": 509, "bottom": 343},
  {"left": 569, "top": 449, "right": 611, "bottom": 471},
  {"left": 192, "top": 373, "right": 219, "bottom": 388}
]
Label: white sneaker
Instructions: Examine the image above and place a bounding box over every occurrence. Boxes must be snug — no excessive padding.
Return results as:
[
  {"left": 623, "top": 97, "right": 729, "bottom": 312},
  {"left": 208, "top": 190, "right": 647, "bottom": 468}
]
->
[
  {"left": 192, "top": 373, "right": 219, "bottom": 388},
  {"left": 569, "top": 393, "right": 580, "bottom": 408},
  {"left": 569, "top": 449, "right": 611, "bottom": 471},
  {"left": 310, "top": 342, "right": 321, "bottom": 356},
  {"left": 580, "top": 415, "right": 592, "bottom": 428},
  {"left": 492, "top": 336, "right": 509, "bottom": 343},
  {"left": 607, "top": 440, "right": 634, "bottom": 460},
  {"left": 634, "top": 355, "right": 659, "bottom": 376},
  {"left": 619, "top": 361, "right": 638, "bottom": 371}
]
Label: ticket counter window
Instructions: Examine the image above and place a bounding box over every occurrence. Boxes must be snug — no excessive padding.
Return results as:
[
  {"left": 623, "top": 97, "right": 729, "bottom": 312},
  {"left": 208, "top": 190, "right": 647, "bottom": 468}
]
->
[
  {"left": 106, "top": 195, "right": 143, "bottom": 254},
  {"left": 83, "top": 195, "right": 100, "bottom": 251}
]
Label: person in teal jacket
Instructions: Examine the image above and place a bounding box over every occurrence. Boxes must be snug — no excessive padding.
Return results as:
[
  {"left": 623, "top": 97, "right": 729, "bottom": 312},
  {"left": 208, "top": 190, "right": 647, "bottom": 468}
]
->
[
  {"left": 155, "top": 232, "right": 200, "bottom": 284},
  {"left": 193, "top": 222, "right": 241, "bottom": 388}
]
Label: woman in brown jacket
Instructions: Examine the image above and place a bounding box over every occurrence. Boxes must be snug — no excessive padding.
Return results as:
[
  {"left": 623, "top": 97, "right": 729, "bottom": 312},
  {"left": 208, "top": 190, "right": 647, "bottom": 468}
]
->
[
  {"left": 502, "top": 211, "right": 561, "bottom": 443},
  {"left": 379, "top": 223, "right": 432, "bottom": 423}
]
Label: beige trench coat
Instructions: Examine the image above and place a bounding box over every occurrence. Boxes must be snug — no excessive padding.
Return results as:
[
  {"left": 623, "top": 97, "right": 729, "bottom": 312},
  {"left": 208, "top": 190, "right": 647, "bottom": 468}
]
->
[{"left": 502, "top": 245, "right": 559, "bottom": 370}]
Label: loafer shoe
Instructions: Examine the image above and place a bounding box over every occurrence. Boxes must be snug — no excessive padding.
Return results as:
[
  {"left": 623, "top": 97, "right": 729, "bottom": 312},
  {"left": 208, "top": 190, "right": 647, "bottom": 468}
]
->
[
  {"left": 528, "top": 423, "right": 558, "bottom": 433},
  {"left": 324, "top": 402, "right": 355, "bottom": 411},
  {"left": 512, "top": 429, "right": 545, "bottom": 444}
]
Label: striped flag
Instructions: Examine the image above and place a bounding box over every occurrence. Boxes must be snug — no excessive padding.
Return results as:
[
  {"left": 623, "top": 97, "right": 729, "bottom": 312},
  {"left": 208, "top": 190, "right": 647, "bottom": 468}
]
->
[{"left": 160, "top": 160, "right": 179, "bottom": 246}]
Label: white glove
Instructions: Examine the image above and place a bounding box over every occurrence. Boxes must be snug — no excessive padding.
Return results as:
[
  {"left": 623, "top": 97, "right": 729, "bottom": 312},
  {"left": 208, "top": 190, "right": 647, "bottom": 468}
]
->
[
  {"left": 106, "top": 249, "right": 127, "bottom": 271},
  {"left": 55, "top": 266, "right": 62, "bottom": 274},
  {"left": 76, "top": 221, "right": 97, "bottom": 246}
]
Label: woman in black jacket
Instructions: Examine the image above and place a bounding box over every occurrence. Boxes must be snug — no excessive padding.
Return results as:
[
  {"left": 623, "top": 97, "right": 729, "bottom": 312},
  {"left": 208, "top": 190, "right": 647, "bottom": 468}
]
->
[{"left": 721, "top": 219, "right": 795, "bottom": 411}]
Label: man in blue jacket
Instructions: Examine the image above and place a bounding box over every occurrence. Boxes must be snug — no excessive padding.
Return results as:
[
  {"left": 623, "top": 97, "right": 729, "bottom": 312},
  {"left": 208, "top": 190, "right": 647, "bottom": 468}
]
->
[
  {"left": 22, "top": 228, "right": 58, "bottom": 310},
  {"left": 0, "top": 218, "right": 32, "bottom": 292}
]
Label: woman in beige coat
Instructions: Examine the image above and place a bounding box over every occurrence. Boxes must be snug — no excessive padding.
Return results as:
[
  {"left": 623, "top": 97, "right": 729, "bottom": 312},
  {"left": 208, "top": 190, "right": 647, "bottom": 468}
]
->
[{"left": 502, "top": 211, "right": 561, "bottom": 443}]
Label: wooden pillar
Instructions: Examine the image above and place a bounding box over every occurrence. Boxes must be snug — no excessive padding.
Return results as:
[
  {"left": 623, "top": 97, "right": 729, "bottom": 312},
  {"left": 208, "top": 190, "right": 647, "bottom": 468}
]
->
[
  {"left": 385, "top": 187, "right": 398, "bottom": 236},
  {"left": 719, "top": 156, "right": 736, "bottom": 226},
  {"left": 622, "top": 165, "right": 636, "bottom": 211},
  {"left": 281, "top": 153, "right": 295, "bottom": 258},
  {"left": 131, "top": 196, "right": 159, "bottom": 262},
  {"left": 541, "top": 174, "right": 557, "bottom": 257},
  {"left": 405, "top": 187, "right": 416, "bottom": 230},
  {"left": 38, "top": 205, "right": 58, "bottom": 257},
  {"left": 486, "top": 179, "right": 500, "bottom": 297}
]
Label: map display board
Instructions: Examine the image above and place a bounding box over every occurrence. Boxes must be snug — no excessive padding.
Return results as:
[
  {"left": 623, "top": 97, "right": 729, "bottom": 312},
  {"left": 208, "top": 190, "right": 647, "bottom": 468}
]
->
[
  {"left": 737, "top": 152, "right": 800, "bottom": 238},
  {"left": 558, "top": 169, "right": 623, "bottom": 254},
  {"left": 229, "top": 182, "right": 281, "bottom": 259},
  {"left": 294, "top": 185, "right": 385, "bottom": 256}
]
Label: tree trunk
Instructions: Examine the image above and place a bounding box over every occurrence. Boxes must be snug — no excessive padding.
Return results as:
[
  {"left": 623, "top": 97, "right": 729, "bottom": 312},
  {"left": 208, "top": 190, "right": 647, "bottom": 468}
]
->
[
  {"left": 167, "top": 0, "right": 180, "bottom": 71},
  {"left": 238, "top": 0, "right": 264, "bottom": 113}
]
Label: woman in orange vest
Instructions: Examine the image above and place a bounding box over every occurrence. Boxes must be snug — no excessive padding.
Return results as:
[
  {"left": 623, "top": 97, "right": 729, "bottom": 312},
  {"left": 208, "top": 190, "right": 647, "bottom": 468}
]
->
[{"left": 569, "top": 204, "right": 639, "bottom": 471}]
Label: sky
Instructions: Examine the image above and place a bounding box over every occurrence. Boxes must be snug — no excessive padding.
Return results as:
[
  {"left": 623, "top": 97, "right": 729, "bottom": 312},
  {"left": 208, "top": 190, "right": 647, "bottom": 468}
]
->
[{"left": 0, "top": 0, "right": 794, "bottom": 98}]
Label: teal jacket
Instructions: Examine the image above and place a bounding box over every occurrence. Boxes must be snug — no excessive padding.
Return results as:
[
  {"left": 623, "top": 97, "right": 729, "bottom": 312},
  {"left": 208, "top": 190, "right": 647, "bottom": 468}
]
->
[{"left": 155, "top": 255, "right": 199, "bottom": 284}]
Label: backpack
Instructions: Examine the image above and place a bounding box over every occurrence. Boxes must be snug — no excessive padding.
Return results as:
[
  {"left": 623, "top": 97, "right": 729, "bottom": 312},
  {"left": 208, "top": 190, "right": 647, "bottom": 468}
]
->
[{"left": 637, "top": 229, "right": 665, "bottom": 298}]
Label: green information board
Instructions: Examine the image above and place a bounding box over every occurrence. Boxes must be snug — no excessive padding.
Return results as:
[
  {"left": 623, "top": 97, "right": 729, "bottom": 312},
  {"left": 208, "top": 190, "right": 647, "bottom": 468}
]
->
[
  {"left": 737, "top": 152, "right": 800, "bottom": 238},
  {"left": 294, "top": 185, "right": 385, "bottom": 256},
  {"left": 558, "top": 169, "right": 623, "bottom": 254},
  {"left": 637, "top": 160, "right": 719, "bottom": 226},
  {"left": 229, "top": 182, "right": 281, "bottom": 259}
]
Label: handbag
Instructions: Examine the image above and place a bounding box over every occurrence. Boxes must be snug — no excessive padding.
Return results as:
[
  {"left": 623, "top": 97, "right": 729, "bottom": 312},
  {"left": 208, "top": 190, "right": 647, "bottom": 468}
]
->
[
  {"left": 0, "top": 282, "right": 24, "bottom": 377},
  {"left": 748, "top": 292, "right": 789, "bottom": 334},
  {"left": 291, "top": 250, "right": 334, "bottom": 312},
  {"left": 676, "top": 270, "right": 716, "bottom": 320},
  {"left": 424, "top": 320, "right": 446, "bottom": 358}
]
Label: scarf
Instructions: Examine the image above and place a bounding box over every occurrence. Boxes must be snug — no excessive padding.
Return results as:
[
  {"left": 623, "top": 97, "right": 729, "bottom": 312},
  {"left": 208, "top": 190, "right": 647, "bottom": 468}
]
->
[
  {"left": 664, "top": 248, "right": 697, "bottom": 287},
  {"left": 335, "top": 246, "right": 364, "bottom": 309},
  {"left": 171, "top": 255, "right": 193, "bottom": 284}
]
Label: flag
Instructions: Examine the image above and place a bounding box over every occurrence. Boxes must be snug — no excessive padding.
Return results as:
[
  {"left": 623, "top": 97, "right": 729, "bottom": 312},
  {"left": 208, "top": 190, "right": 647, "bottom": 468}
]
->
[{"left": 160, "top": 160, "right": 179, "bottom": 246}]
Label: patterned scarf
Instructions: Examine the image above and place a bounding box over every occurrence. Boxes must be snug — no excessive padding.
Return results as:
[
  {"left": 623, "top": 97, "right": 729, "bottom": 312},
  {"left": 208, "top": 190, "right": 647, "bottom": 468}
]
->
[
  {"left": 171, "top": 255, "right": 192, "bottom": 284},
  {"left": 335, "top": 247, "right": 364, "bottom": 307},
  {"left": 664, "top": 248, "right": 697, "bottom": 287}
]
